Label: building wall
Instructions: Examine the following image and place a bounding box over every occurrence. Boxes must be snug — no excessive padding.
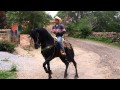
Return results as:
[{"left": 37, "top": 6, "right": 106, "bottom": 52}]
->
[{"left": 20, "top": 34, "right": 34, "bottom": 50}]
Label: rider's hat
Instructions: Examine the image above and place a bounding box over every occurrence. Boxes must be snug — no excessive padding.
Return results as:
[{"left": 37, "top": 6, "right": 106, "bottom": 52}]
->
[{"left": 54, "top": 16, "right": 62, "bottom": 22}]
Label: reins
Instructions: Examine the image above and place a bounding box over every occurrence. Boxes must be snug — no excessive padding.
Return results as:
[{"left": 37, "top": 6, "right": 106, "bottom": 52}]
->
[
  {"left": 35, "top": 32, "right": 56, "bottom": 60},
  {"left": 42, "top": 37, "right": 56, "bottom": 60}
]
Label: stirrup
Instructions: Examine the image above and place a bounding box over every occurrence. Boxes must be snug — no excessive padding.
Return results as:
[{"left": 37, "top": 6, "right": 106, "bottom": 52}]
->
[{"left": 60, "top": 50, "right": 66, "bottom": 56}]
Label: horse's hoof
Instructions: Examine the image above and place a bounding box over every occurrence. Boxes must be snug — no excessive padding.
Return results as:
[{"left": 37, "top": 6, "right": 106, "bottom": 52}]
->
[
  {"left": 50, "top": 70, "right": 53, "bottom": 74},
  {"left": 48, "top": 76, "right": 52, "bottom": 79},
  {"left": 74, "top": 74, "right": 79, "bottom": 79},
  {"left": 46, "top": 71, "right": 49, "bottom": 73},
  {"left": 64, "top": 74, "right": 68, "bottom": 78}
]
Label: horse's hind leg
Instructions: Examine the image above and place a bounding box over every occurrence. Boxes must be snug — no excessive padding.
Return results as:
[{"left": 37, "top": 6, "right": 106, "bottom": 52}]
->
[
  {"left": 72, "top": 59, "right": 79, "bottom": 79},
  {"left": 60, "top": 57, "right": 69, "bottom": 78},
  {"left": 64, "top": 62, "right": 69, "bottom": 78}
]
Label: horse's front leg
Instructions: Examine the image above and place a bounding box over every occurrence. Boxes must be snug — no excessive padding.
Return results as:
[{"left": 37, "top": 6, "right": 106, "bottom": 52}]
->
[
  {"left": 47, "top": 62, "right": 52, "bottom": 79},
  {"left": 43, "top": 61, "right": 49, "bottom": 73},
  {"left": 43, "top": 60, "right": 52, "bottom": 79}
]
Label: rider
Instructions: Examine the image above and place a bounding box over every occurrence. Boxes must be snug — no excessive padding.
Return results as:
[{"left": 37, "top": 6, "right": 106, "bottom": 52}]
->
[{"left": 51, "top": 16, "right": 66, "bottom": 55}]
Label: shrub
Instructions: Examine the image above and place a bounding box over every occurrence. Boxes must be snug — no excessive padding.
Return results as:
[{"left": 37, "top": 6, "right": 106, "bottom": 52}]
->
[
  {"left": 72, "top": 33, "right": 81, "bottom": 38},
  {"left": 0, "top": 41, "right": 16, "bottom": 53},
  {"left": 10, "top": 64, "right": 17, "bottom": 72},
  {"left": 80, "top": 27, "right": 92, "bottom": 38},
  {"left": 67, "top": 16, "right": 93, "bottom": 38}
]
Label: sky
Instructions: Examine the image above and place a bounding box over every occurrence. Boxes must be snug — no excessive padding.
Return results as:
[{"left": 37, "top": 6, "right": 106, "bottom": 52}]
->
[{"left": 46, "top": 11, "right": 58, "bottom": 18}]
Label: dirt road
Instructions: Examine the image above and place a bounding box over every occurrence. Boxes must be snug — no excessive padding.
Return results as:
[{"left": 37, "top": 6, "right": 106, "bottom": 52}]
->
[
  {"left": 68, "top": 37, "right": 120, "bottom": 79},
  {"left": 14, "top": 37, "right": 120, "bottom": 79}
]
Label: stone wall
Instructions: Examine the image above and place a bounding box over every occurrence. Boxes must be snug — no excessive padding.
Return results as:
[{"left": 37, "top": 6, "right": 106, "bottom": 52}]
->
[{"left": 0, "top": 29, "right": 11, "bottom": 42}]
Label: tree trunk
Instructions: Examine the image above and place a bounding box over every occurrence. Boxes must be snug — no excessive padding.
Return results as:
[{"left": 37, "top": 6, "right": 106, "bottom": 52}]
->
[{"left": 0, "top": 11, "right": 6, "bottom": 29}]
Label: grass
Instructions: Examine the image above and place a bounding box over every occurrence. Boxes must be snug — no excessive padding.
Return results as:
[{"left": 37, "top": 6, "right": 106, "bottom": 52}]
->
[
  {"left": 86, "top": 36, "right": 120, "bottom": 48},
  {"left": 110, "top": 43, "right": 120, "bottom": 48},
  {"left": 0, "top": 64, "right": 17, "bottom": 79},
  {"left": 0, "top": 70, "right": 16, "bottom": 79},
  {"left": 71, "top": 35, "right": 120, "bottom": 48},
  {"left": 71, "top": 34, "right": 120, "bottom": 48}
]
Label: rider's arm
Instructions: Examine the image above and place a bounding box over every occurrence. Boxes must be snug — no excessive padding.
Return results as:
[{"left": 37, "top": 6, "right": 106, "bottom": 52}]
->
[
  {"left": 51, "top": 26, "right": 57, "bottom": 34},
  {"left": 51, "top": 26, "right": 55, "bottom": 33},
  {"left": 58, "top": 24, "right": 66, "bottom": 34}
]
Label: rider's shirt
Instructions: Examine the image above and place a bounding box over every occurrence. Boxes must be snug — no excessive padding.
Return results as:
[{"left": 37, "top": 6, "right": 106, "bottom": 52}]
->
[{"left": 52, "top": 24, "right": 66, "bottom": 37}]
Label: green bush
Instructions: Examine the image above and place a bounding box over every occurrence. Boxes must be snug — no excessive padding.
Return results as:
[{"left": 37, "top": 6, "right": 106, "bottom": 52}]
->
[
  {"left": 80, "top": 27, "right": 92, "bottom": 38},
  {"left": 73, "top": 33, "right": 81, "bottom": 38},
  {"left": 10, "top": 64, "right": 17, "bottom": 72},
  {"left": 0, "top": 41, "right": 16, "bottom": 53},
  {"left": 67, "top": 16, "right": 93, "bottom": 38},
  {"left": 67, "top": 22, "right": 78, "bottom": 36}
]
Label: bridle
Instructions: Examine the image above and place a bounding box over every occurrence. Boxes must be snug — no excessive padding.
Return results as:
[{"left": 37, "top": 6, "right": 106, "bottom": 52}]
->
[
  {"left": 34, "top": 32, "right": 41, "bottom": 46},
  {"left": 33, "top": 32, "right": 56, "bottom": 60}
]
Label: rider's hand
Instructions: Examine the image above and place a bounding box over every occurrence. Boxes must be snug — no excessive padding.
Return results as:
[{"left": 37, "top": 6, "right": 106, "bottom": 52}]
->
[
  {"left": 51, "top": 29, "right": 55, "bottom": 32},
  {"left": 51, "top": 29, "right": 55, "bottom": 33},
  {"left": 52, "top": 29, "right": 57, "bottom": 34},
  {"left": 57, "top": 30, "right": 62, "bottom": 34}
]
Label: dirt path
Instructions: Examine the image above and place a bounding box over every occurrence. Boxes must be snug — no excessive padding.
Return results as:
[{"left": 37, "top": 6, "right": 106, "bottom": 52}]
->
[
  {"left": 68, "top": 37, "right": 120, "bottom": 79},
  {"left": 15, "top": 37, "right": 120, "bottom": 79}
]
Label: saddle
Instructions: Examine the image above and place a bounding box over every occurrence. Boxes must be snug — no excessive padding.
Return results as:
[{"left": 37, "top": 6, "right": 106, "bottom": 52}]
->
[{"left": 53, "top": 36, "right": 72, "bottom": 49}]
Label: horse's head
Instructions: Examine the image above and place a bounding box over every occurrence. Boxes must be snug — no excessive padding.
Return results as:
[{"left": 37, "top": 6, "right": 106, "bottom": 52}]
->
[
  {"left": 30, "top": 27, "right": 54, "bottom": 49},
  {"left": 30, "top": 28, "right": 41, "bottom": 49}
]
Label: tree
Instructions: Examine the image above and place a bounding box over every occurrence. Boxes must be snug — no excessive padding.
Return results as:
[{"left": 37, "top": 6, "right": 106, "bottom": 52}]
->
[
  {"left": 57, "top": 11, "right": 93, "bottom": 25},
  {"left": 6, "top": 11, "right": 51, "bottom": 33},
  {"left": 92, "top": 11, "right": 119, "bottom": 32},
  {"left": 60, "top": 11, "right": 120, "bottom": 38},
  {"left": 0, "top": 11, "right": 6, "bottom": 29},
  {"left": 46, "top": 14, "right": 53, "bottom": 20},
  {"left": 58, "top": 11, "right": 120, "bottom": 32}
]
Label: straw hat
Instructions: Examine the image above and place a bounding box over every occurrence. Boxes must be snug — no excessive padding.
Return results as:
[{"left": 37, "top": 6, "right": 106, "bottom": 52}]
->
[{"left": 54, "top": 16, "right": 62, "bottom": 22}]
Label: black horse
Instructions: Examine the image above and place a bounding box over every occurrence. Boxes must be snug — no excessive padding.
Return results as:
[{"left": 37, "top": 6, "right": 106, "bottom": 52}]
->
[{"left": 30, "top": 27, "right": 79, "bottom": 79}]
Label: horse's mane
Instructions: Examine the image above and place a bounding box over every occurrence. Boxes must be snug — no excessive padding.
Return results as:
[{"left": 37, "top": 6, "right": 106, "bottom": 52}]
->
[
  {"left": 30, "top": 27, "right": 54, "bottom": 44},
  {"left": 38, "top": 27, "right": 53, "bottom": 40}
]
